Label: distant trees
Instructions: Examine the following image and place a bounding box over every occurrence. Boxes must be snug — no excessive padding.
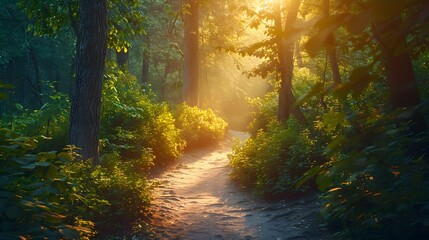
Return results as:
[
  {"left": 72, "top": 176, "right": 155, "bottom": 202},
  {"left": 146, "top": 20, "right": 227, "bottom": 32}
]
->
[
  {"left": 307, "top": 0, "right": 429, "bottom": 131},
  {"left": 182, "top": 0, "right": 200, "bottom": 106},
  {"left": 274, "top": 0, "right": 305, "bottom": 122}
]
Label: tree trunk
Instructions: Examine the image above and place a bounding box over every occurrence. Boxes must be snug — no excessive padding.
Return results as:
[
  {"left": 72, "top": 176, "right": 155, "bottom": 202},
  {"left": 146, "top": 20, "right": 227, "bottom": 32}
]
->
[
  {"left": 29, "top": 47, "right": 43, "bottom": 106},
  {"left": 276, "top": 0, "right": 305, "bottom": 122},
  {"left": 116, "top": 49, "right": 129, "bottom": 68},
  {"left": 69, "top": 0, "right": 108, "bottom": 164},
  {"left": 161, "top": 59, "right": 171, "bottom": 100},
  {"left": 373, "top": 19, "right": 427, "bottom": 133},
  {"left": 322, "top": 0, "right": 341, "bottom": 86},
  {"left": 141, "top": 35, "right": 150, "bottom": 84},
  {"left": 183, "top": 0, "right": 199, "bottom": 106}
]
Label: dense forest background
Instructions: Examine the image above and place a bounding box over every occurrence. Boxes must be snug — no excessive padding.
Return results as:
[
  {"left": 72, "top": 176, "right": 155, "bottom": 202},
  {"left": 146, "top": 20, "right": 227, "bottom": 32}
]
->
[{"left": 1, "top": 0, "right": 429, "bottom": 239}]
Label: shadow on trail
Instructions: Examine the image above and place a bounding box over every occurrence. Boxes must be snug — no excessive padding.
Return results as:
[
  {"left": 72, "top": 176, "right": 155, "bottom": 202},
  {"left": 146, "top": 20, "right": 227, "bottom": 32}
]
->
[{"left": 147, "top": 131, "right": 326, "bottom": 240}]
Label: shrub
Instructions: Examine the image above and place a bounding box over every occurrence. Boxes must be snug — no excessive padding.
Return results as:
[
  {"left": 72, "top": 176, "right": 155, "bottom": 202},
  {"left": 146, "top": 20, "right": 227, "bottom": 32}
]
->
[
  {"left": 0, "top": 128, "right": 95, "bottom": 239},
  {"left": 229, "top": 118, "right": 322, "bottom": 197},
  {"left": 307, "top": 116, "right": 429, "bottom": 239},
  {"left": 246, "top": 92, "right": 277, "bottom": 137},
  {"left": 0, "top": 128, "right": 153, "bottom": 239},
  {"left": 63, "top": 154, "right": 152, "bottom": 238},
  {"left": 175, "top": 104, "right": 228, "bottom": 149},
  {"left": 101, "top": 63, "right": 184, "bottom": 165},
  {"left": 0, "top": 93, "right": 70, "bottom": 151}
]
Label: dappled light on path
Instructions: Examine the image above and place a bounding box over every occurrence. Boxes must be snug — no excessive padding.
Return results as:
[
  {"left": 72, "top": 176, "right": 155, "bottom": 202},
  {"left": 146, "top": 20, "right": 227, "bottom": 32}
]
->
[{"left": 148, "top": 131, "right": 326, "bottom": 240}]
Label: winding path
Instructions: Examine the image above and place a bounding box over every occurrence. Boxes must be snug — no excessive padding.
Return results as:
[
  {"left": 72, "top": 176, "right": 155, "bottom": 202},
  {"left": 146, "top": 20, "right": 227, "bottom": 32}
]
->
[{"left": 148, "top": 131, "right": 326, "bottom": 240}]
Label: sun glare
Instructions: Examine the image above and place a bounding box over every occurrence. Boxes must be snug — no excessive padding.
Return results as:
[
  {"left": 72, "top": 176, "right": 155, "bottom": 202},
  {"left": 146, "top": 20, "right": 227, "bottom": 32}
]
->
[{"left": 255, "top": 0, "right": 280, "bottom": 13}]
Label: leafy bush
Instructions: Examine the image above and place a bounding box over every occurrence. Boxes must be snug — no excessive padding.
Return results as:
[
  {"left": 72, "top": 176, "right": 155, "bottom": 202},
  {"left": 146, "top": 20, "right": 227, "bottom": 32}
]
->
[
  {"left": 0, "top": 128, "right": 153, "bottom": 239},
  {"left": 63, "top": 153, "right": 152, "bottom": 238},
  {"left": 0, "top": 93, "right": 70, "bottom": 151},
  {"left": 229, "top": 118, "right": 323, "bottom": 196},
  {"left": 302, "top": 111, "right": 429, "bottom": 239},
  {"left": 246, "top": 92, "right": 278, "bottom": 137},
  {"left": 101, "top": 63, "right": 184, "bottom": 165},
  {"left": 175, "top": 104, "right": 228, "bottom": 149},
  {"left": 0, "top": 128, "right": 95, "bottom": 239}
]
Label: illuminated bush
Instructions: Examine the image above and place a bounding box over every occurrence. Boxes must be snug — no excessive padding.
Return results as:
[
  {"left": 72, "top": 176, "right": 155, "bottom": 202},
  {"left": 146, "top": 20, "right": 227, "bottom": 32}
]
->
[
  {"left": 229, "top": 118, "right": 322, "bottom": 196},
  {"left": 101, "top": 63, "right": 184, "bottom": 165},
  {"left": 175, "top": 104, "right": 228, "bottom": 149}
]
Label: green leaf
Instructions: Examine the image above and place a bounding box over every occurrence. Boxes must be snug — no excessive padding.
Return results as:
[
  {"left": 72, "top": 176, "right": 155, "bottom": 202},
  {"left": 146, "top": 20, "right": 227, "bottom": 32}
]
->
[
  {"left": 38, "top": 152, "right": 57, "bottom": 162},
  {"left": 296, "top": 165, "right": 322, "bottom": 189},
  {"left": 20, "top": 199, "right": 50, "bottom": 211},
  {"left": 15, "top": 103, "right": 24, "bottom": 111},
  {"left": 27, "top": 182, "right": 45, "bottom": 189},
  {"left": 316, "top": 172, "right": 333, "bottom": 192},
  {"left": 35, "top": 162, "right": 51, "bottom": 167},
  {"left": 44, "top": 212, "right": 66, "bottom": 224},
  {"left": 322, "top": 111, "right": 347, "bottom": 131},
  {"left": 32, "top": 186, "right": 59, "bottom": 196},
  {"left": 57, "top": 152, "right": 72, "bottom": 162},
  {"left": 325, "top": 136, "right": 346, "bottom": 156},
  {"left": 295, "top": 82, "right": 324, "bottom": 107},
  {"left": 21, "top": 164, "right": 36, "bottom": 170},
  {"left": 334, "top": 66, "right": 373, "bottom": 99},
  {"left": 59, "top": 226, "right": 80, "bottom": 239},
  {"left": 46, "top": 165, "right": 59, "bottom": 179},
  {"left": 328, "top": 187, "right": 342, "bottom": 193},
  {"left": 5, "top": 206, "right": 24, "bottom": 219},
  {"left": 14, "top": 157, "right": 35, "bottom": 165}
]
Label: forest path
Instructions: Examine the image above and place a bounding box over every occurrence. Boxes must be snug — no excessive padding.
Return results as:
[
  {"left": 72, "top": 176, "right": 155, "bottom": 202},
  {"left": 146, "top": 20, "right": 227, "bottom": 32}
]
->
[{"left": 147, "top": 131, "right": 326, "bottom": 240}]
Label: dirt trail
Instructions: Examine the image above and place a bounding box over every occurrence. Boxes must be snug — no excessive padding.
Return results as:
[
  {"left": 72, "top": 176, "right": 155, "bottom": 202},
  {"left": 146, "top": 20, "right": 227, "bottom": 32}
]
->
[{"left": 147, "top": 131, "right": 326, "bottom": 240}]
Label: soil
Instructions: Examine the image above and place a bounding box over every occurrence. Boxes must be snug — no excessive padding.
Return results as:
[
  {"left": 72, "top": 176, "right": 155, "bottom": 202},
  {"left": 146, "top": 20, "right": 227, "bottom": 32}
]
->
[{"left": 147, "top": 131, "right": 327, "bottom": 240}]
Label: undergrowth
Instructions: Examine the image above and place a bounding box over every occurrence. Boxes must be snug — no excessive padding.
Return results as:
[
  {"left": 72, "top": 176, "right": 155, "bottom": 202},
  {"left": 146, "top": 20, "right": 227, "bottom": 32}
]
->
[{"left": 175, "top": 104, "right": 228, "bottom": 149}]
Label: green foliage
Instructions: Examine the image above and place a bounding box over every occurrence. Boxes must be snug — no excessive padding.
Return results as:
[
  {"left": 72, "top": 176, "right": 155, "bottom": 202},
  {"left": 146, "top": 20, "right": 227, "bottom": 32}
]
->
[
  {"left": 0, "top": 128, "right": 94, "bottom": 239},
  {"left": 101, "top": 63, "right": 184, "bottom": 165},
  {"left": 229, "top": 118, "right": 323, "bottom": 196},
  {"left": 0, "top": 128, "right": 152, "bottom": 239},
  {"left": 246, "top": 92, "right": 278, "bottom": 137},
  {"left": 175, "top": 104, "right": 228, "bottom": 149},
  {"left": 1, "top": 93, "right": 70, "bottom": 151},
  {"left": 63, "top": 154, "right": 151, "bottom": 238},
  {"left": 306, "top": 113, "right": 429, "bottom": 239},
  {"left": 19, "top": 0, "right": 145, "bottom": 50}
]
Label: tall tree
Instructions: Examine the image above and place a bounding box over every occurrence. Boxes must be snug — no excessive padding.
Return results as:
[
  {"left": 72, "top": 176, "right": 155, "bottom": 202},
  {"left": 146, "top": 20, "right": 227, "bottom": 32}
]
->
[
  {"left": 69, "top": 0, "right": 108, "bottom": 164},
  {"left": 141, "top": 35, "right": 151, "bottom": 84},
  {"left": 374, "top": 18, "right": 427, "bottom": 132},
  {"left": 322, "top": 0, "right": 341, "bottom": 86},
  {"left": 275, "top": 0, "right": 305, "bottom": 122},
  {"left": 183, "top": 0, "right": 199, "bottom": 106}
]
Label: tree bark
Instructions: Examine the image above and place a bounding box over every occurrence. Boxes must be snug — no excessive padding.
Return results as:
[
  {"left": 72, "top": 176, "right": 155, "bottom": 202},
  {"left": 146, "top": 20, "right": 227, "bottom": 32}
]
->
[
  {"left": 322, "top": 0, "right": 341, "bottom": 86},
  {"left": 276, "top": 0, "right": 305, "bottom": 122},
  {"left": 183, "top": 0, "right": 199, "bottom": 106},
  {"left": 29, "top": 47, "right": 43, "bottom": 106},
  {"left": 374, "top": 19, "right": 427, "bottom": 133},
  {"left": 141, "top": 35, "right": 151, "bottom": 84},
  {"left": 384, "top": 41, "right": 427, "bottom": 132},
  {"left": 69, "top": 0, "right": 108, "bottom": 164}
]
